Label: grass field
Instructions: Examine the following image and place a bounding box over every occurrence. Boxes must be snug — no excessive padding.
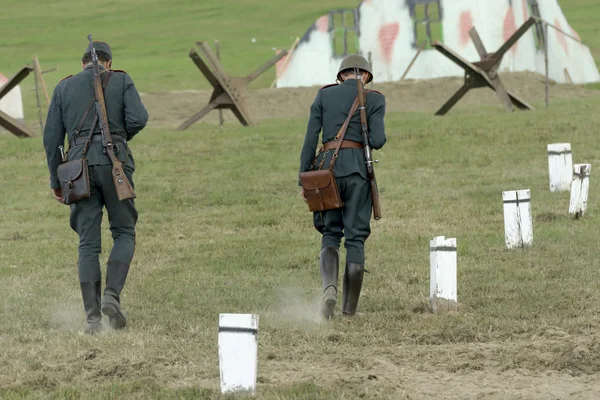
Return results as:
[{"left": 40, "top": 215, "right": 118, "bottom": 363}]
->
[
  {"left": 2, "top": 0, "right": 600, "bottom": 399},
  {"left": 0, "top": 0, "right": 358, "bottom": 93},
  {"left": 1, "top": 0, "right": 599, "bottom": 94}
]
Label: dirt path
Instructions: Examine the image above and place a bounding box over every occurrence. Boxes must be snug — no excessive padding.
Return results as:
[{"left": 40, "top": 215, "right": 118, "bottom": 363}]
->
[
  {"left": 140, "top": 72, "right": 599, "bottom": 128},
  {"left": 262, "top": 334, "right": 600, "bottom": 398}
]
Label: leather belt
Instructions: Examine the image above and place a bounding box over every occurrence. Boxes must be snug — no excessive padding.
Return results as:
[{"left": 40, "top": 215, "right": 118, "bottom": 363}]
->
[
  {"left": 70, "top": 134, "right": 126, "bottom": 147},
  {"left": 323, "top": 140, "right": 364, "bottom": 151}
]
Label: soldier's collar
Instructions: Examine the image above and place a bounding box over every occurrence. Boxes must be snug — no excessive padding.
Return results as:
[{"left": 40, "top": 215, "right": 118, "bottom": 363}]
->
[
  {"left": 342, "top": 79, "right": 359, "bottom": 86},
  {"left": 84, "top": 63, "right": 107, "bottom": 71}
]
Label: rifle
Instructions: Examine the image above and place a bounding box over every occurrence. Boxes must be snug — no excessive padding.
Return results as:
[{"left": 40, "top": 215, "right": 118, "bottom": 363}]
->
[
  {"left": 355, "top": 67, "right": 382, "bottom": 220},
  {"left": 88, "top": 34, "right": 136, "bottom": 201}
]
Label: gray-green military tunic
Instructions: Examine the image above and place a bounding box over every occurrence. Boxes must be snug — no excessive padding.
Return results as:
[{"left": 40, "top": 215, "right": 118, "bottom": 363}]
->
[
  {"left": 299, "top": 79, "right": 386, "bottom": 264},
  {"left": 43, "top": 64, "right": 148, "bottom": 283}
]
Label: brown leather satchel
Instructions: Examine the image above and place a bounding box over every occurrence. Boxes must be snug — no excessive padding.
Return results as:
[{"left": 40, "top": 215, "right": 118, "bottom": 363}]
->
[
  {"left": 57, "top": 103, "right": 97, "bottom": 205},
  {"left": 300, "top": 96, "right": 359, "bottom": 212},
  {"left": 58, "top": 157, "right": 91, "bottom": 205}
]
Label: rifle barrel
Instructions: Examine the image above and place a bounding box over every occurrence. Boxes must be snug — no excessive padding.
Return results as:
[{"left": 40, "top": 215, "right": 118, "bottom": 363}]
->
[{"left": 354, "top": 68, "right": 382, "bottom": 220}]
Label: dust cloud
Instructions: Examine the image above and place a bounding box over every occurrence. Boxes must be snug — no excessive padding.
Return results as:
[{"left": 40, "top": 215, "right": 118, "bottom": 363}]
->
[{"left": 273, "top": 287, "right": 324, "bottom": 327}]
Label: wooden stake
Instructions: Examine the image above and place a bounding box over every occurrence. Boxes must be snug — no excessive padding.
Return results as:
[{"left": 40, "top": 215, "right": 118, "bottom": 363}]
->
[
  {"left": 564, "top": 68, "right": 573, "bottom": 84},
  {"left": 368, "top": 51, "right": 373, "bottom": 88},
  {"left": 32, "top": 58, "right": 44, "bottom": 135},
  {"left": 544, "top": 22, "right": 549, "bottom": 108},
  {"left": 547, "top": 143, "right": 573, "bottom": 192},
  {"left": 429, "top": 236, "right": 458, "bottom": 313},
  {"left": 401, "top": 44, "right": 424, "bottom": 81},
  {"left": 502, "top": 190, "right": 533, "bottom": 249},
  {"left": 270, "top": 37, "right": 299, "bottom": 88},
  {"left": 33, "top": 55, "right": 50, "bottom": 106},
  {"left": 537, "top": 17, "right": 584, "bottom": 44},
  {"left": 219, "top": 314, "right": 259, "bottom": 395},
  {"left": 569, "top": 164, "right": 591, "bottom": 219},
  {"left": 215, "top": 40, "right": 224, "bottom": 128}
]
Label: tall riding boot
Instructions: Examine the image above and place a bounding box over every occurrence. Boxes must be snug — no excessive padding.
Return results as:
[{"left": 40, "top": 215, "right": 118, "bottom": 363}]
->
[
  {"left": 101, "top": 260, "right": 130, "bottom": 330},
  {"left": 80, "top": 281, "right": 103, "bottom": 334},
  {"left": 342, "top": 262, "right": 364, "bottom": 316},
  {"left": 320, "top": 247, "right": 339, "bottom": 319}
]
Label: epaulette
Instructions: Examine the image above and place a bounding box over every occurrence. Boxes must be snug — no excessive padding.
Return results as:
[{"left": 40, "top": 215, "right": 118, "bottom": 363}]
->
[
  {"left": 319, "top": 83, "right": 338, "bottom": 90},
  {"left": 110, "top": 69, "right": 127, "bottom": 74},
  {"left": 59, "top": 75, "right": 73, "bottom": 83},
  {"left": 367, "top": 89, "right": 383, "bottom": 95}
]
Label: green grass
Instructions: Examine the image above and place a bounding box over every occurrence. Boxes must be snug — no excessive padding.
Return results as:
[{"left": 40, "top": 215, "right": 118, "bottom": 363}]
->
[
  {"left": 0, "top": 0, "right": 354, "bottom": 93},
  {"left": 2, "top": 97, "right": 600, "bottom": 398},
  {"left": 2, "top": 0, "right": 600, "bottom": 398},
  {"left": 561, "top": 0, "right": 600, "bottom": 66},
  {"left": 0, "top": 0, "right": 597, "bottom": 94}
]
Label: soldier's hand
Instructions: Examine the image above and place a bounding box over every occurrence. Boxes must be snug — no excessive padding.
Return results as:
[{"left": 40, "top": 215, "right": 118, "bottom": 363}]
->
[
  {"left": 51, "top": 188, "right": 64, "bottom": 204},
  {"left": 299, "top": 188, "right": 308, "bottom": 204}
]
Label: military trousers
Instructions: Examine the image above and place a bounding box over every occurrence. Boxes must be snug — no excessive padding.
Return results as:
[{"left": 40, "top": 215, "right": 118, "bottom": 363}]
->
[
  {"left": 69, "top": 164, "right": 137, "bottom": 283},
  {"left": 313, "top": 173, "right": 372, "bottom": 264}
]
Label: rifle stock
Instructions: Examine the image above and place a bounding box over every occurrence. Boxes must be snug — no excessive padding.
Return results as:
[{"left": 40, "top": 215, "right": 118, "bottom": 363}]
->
[
  {"left": 355, "top": 68, "right": 382, "bottom": 220},
  {"left": 88, "top": 34, "right": 136, "bottom": 201},
  {"left": 370, "top": 179, "right": 382, "bottom": 219}
]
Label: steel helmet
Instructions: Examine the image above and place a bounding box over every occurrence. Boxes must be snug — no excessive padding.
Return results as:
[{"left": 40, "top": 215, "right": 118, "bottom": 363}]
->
[{"left": 337, "top": 54, "right": 373, "bottom": 83}]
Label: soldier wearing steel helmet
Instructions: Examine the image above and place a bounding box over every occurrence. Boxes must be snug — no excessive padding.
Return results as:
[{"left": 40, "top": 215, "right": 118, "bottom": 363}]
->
[{"left": 298, "top": 54, "right": 387, "bottom": 319}]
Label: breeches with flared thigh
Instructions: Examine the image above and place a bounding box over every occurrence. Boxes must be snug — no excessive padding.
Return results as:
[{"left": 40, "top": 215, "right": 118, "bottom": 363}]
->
[
  {"left": 313, "top": 173, "right": 372, "bottom": 264},
  {"left": 69, "top": 165, "right": 138, "bottom": 282}
]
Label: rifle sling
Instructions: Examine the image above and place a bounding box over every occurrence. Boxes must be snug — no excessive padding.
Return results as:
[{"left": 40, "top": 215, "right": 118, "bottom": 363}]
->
[
  {"left": 94, "top": 71, "right": 117, "bottom": 148},
  {"left": 69, "top": 70, "right": 115, "bottom": 158}
]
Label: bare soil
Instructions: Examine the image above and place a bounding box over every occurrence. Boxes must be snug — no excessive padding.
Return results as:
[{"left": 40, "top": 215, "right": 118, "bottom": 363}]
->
[
  {"left": 254, "top": 328, "right": 600, "bottom": 399},
  {"left": 140, "top": 72, "right": 599, "bottom": 128},
  {"left": 7, "top": 328, "right": 599, "bottom": 399}
]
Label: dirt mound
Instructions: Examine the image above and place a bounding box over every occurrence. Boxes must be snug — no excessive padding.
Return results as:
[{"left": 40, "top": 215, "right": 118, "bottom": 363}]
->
[
  {"left": 503, "top": 335, "right": 600, "bottom": 376},
  {"left": 140, "top": 72, "right": 599, "bottom": 128},
  {"left": 260, "top": 336, "right": 600, "bottom": 399}
]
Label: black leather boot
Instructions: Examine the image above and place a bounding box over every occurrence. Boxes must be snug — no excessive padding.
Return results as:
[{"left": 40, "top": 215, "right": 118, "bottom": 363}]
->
[
  {"left": 342, "top": 262, "right": 364, "bottom": 316},
  {"left": 320, "top": 247, "right": 339, "bottom": 319},
  {"left": 101, "top": 260, "right": 130, "bottom": 330},
  {"left": 80, "top": 281, "right": 103, "bottom": 334}
]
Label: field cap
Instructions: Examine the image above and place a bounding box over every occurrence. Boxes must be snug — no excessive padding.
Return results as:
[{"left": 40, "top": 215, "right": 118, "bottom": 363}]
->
[{"left": 85, "top": 41, "right": 112, "bottom": 59}]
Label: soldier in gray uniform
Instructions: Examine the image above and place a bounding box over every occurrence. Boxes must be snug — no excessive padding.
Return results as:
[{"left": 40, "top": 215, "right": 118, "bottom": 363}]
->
[
  {"left": 43, "top": 41, "right": 148, "bottom": 333},
  {"left": 299, "top": 55, "right": 386, "bottom": 319}
]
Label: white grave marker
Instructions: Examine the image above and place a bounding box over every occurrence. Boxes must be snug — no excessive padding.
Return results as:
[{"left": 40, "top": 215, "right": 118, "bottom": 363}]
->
[
  {"left": 502, "top": 189, "right": 533, "bottom": 249},
  {"left": 218, "top": 313, "right": 259, "bottom": 396},
  {"left": 569, "top": 164, "right": 591, "bottom": 218},
  {"left": 429, "top": 236, "right": 457, "bottom": 313},
  {"left": 547, "top": 143, "right": 573, "bottom": 192}
]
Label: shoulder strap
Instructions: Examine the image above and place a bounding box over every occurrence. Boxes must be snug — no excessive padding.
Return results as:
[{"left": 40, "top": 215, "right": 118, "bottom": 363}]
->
[
  {"left": 326, "top": 96, "right": 360, "bottom": 171},
  {"left": 102, "top": 70, "right": 115, "bottom": 90},
  {"left": 81, "top": 114, "right": 99, "bottom": 157},
  {"left": 74, "top": 99, "right": 96, "bottom": 137}
]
